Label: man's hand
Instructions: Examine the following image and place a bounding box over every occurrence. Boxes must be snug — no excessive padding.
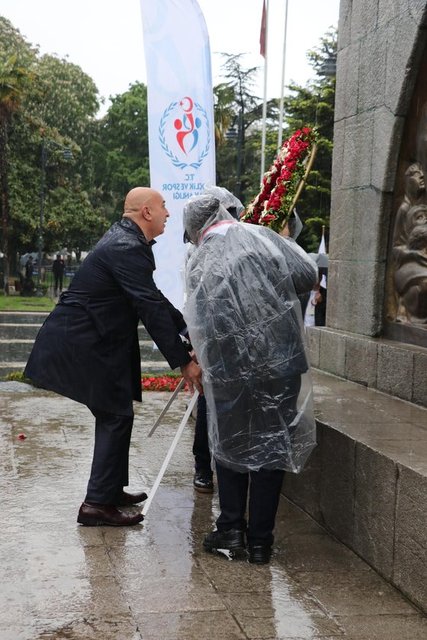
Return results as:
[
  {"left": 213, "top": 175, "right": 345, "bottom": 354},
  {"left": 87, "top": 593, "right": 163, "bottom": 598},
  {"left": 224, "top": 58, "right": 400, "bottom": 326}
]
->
[
  {"left": 180, "top": 360, "right": 203, "bottom": 395},
  {"left": 189, "top": 349, "right": 199, "bottom": 364},
  {"left": 313, "top": 290, "right": 323, "bottom": 306}
]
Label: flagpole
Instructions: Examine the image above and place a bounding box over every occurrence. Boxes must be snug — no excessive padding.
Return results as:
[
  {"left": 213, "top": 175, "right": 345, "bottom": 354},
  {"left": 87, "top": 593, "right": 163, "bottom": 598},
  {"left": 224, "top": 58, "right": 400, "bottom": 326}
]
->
[
  {"left": 277, "top": 0, "right": 289, "bottom": 150},
  {"left": 260, "top": 0, "right": 269, "bottom": 182}
]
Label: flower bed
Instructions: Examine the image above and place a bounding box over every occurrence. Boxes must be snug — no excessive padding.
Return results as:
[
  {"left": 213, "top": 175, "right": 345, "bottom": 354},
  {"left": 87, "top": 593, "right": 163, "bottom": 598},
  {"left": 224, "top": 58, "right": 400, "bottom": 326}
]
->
[{"left": 141, "top": 374, "right": 188, "bottom": 391}]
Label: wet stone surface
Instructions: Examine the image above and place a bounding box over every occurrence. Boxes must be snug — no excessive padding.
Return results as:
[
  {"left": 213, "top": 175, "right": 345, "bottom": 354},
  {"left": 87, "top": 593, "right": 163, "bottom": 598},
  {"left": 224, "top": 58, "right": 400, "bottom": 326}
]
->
[{"left": 0, "top": 385, "right": 426, "bottom": 639}]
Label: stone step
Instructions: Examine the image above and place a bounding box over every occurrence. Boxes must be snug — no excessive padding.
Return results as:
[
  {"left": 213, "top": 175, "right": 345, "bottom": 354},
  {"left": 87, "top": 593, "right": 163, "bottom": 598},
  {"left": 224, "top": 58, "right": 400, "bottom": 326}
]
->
[
  {"left": 0, "top": 359, "right": 171, "bottom": 378},
  {"left": 0, "top": 338, "right": 167, "bottom": 363},
  {"left": 0, "top": 311, "right": 50, "bottom": 324},
  {"left": 0, "top": 311, "right": 170, "bottom": 376},
  {"left": 0, "top": 319, "right": 151, "bottom": 341},
  {"left": 0, "top": 323, "right": 46, "bottom": 340}
]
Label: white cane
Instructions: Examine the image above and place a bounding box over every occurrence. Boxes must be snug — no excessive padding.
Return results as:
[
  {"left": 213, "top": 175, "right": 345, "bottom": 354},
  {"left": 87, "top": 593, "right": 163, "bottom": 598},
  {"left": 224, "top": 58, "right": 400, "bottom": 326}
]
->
[
  {"left": 142, "top": 389, "right": 199, "bottom": 516},
  {"left": 147, "top": 377, "right": 186, "bottom": 437}
]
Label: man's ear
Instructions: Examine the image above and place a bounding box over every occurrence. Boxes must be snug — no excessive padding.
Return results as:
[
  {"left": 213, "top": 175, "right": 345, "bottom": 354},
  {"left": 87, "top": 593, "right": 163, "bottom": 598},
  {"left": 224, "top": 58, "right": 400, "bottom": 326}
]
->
[{"left": 141, "top": 205, "right": 151, "bottom": 221}]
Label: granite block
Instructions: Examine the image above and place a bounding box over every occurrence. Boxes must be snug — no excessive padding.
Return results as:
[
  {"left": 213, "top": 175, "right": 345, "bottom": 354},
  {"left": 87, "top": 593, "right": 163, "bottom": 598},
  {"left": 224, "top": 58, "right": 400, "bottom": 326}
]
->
[
  {"left": 409, "top": 0, "right": 427, "bottom": 25},
  {"left": 342, "top": 113, "right": 374, "bottom": 189},
  {"left": 334, "top": 43, "right": 360, "bottom": 122},
  {"left": 385, "top": 15, "right": 424, "bottom": 116},
  {"left": 319, "top": 425, "right": 355, "bottom": 546},
  {"left": 345, "top": 335, "right": 378, "bottom": 387},
  {"left": 378, "top": 0, "right": 408, "bottom": 27},
  {"left": 371, "top": 109, "right": 404, "bottom": 192},
  {"left": 350, "top": 0, "right": 379, "bottom": 40},
  {"left": 348, "top": 260, "right": 386, "bottom": 336},
  {"left": 357, "top": 30, "right": 387, "bottom": 112},
  {"left": 283, "top": 431, "right": 322, "bottom": 522},
  {"left": 393, "top": 465, "right": 427, "bottom": 613},
  {"left": 331, "top": 120, "right": 345, "bottom": 190},
  {"left": 337, "top": 0, "right": 352, "bottom": 50},
  {"left": 412, "top": 350, "right": 427, "bottom": 407},
  {"left": 377, "top": 343, "right": 414, "bottom": 401},
  {"left": 319, "top": 329, "right": 346, "bottom": 377},
  {"left": 328, "top": 188, "right": 356, "bottom": 261},
  {"left": 306, "top": 326, "right": 321, "bottom": 368},
  {"left": 353, "top": 443, "right": 397, "bottom": 580},
  {"left": 350, "top": 186, "right": 392, "bottom": 263}
]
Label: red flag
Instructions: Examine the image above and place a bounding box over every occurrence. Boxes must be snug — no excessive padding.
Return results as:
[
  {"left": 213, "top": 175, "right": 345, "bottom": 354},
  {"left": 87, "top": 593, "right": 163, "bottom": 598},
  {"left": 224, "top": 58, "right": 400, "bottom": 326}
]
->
[{"left": 259, "top": 1, "right": 267, "bottom": 57}]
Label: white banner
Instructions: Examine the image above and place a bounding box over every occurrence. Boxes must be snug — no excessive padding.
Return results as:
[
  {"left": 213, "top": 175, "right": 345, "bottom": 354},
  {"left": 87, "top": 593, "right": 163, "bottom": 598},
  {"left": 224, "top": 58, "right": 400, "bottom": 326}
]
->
[{"left": 140, "top": 0, "right": 216, "bottom": 309}]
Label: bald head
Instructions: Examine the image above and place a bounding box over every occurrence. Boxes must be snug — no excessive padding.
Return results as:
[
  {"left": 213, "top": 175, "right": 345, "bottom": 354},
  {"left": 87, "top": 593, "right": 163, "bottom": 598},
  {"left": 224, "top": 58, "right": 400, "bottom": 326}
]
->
[{"left": 123, "top": 187, "right": 169, "bottom": 240}]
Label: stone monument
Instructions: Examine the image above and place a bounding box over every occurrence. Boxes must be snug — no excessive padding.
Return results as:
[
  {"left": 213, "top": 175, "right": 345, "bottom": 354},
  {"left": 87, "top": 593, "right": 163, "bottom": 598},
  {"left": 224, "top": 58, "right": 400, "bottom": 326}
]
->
[
  {"left": 308, "top": 0, "right": 427, "bottom": 405},
  {"left": 283, "top": 0, "right": 427, "bottom": 615}
]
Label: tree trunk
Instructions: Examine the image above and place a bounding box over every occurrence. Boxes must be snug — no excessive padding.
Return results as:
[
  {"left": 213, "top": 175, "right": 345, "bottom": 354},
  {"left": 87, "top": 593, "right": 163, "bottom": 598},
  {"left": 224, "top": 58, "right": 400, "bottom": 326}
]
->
[{"left": 0, "top": 117, "right": 10, "bottom": 294}]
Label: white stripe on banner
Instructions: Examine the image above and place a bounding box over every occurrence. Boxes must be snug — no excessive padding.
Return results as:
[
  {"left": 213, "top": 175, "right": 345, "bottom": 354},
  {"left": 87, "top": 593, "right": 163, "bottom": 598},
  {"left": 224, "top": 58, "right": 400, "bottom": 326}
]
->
[{"left": 140, "top": 0, "right": 216, "bottom": 309}]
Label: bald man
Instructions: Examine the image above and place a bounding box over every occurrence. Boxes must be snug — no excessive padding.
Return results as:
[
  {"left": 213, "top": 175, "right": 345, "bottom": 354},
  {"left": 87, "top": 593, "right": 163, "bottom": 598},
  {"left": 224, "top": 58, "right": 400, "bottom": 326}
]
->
[{"left": 25, "top": 187, "right": 202, "bottom": 526}]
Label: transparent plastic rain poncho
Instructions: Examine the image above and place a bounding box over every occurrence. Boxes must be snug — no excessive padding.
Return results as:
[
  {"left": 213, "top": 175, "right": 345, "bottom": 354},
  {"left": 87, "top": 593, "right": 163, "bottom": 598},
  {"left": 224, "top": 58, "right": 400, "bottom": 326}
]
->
[
  {"left": 202, "top": 185, "right": 245, "bottom": 218},
  {"left": 183, "top": 195, "right": 318, "bottom": 474}
]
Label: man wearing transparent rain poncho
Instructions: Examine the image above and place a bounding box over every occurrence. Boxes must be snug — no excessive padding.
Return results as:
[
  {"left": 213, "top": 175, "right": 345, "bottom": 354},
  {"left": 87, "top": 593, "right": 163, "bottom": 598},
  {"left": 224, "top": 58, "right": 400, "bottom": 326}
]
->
[{"left": 183, "top": 195, "right": 318, "bottom": 564}]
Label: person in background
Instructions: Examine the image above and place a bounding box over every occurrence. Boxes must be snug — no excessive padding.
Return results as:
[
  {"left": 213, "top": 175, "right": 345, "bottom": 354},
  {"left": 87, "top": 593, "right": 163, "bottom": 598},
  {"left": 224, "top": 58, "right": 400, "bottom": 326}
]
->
[
  {"left": 25, "top": 256, "right": 34, "bottom": 280},
  {"left": 313, "top": 267, "right": 328, "bottom": 326},
  {"left": 52, "top": 254, "right": 66, "bottom": 296},
  {"left": 21, "top": 256, "right": 35, "bottom": 296},
  {"left": 25, "top": 187, "right": 202, "bottom": 527},
  {"left": 183, "top": 195, "right": 317, "bottom": 564}
]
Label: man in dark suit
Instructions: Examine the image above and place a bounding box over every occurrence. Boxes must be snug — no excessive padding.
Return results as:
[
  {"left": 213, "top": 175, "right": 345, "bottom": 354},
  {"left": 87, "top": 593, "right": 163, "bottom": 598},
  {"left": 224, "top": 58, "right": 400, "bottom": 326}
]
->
[{"left": 25, "top": 187, "right": 202, "bottom": 527}]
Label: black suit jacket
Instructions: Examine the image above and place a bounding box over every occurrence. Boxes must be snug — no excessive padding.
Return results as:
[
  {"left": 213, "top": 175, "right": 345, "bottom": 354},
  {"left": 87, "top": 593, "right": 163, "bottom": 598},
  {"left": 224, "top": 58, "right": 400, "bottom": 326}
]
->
[{"left": 25, "top": 218, "right": 191, "bottom": 415}]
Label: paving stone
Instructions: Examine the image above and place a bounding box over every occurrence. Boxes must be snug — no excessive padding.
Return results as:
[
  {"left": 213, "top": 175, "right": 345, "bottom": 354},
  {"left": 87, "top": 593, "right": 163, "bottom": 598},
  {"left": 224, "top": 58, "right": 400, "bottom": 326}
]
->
[
  {"left": 294, "top": 569, "right": 418, "bottom": 615},
  {"left": 333, "top": 613, "right": 427, "bottom": 639},
  {"left": 0, "top": 385, "right": 424, "bottom": 638}
]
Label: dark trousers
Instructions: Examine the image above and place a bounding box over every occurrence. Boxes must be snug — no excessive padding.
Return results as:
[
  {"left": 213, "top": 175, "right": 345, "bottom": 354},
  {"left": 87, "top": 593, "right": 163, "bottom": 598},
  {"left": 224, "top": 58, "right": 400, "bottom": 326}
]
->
[
  {"left": 54, "top": 274, "right": 63, "bottom": 293},
  {"left": 192, "top": 394, "right": 212, "bottom": 475},
  {"left": 215, "top": 461, "right": 285, "bottom": 547},
  {"left": 85, "top": 407, "right": 134, "bottom": 504}
]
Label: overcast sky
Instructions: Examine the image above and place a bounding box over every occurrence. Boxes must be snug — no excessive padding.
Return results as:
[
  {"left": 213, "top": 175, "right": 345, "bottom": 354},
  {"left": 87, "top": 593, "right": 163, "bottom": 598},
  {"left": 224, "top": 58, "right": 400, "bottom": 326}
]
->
[{"left": 1, "top": 0, "right": 340, "bottom": 115}]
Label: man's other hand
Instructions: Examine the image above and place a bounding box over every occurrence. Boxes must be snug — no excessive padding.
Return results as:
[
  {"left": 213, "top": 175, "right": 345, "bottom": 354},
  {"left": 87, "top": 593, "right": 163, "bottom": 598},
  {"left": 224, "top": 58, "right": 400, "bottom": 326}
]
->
[{"left": 180, "top": 360, "right": 203, "bottom": 395}]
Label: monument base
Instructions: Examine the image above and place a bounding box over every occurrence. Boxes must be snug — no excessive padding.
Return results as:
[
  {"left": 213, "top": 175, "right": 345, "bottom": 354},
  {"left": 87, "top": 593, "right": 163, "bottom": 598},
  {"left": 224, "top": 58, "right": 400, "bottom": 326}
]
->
[{"left": 283, "top": 369, "right": 427, "bottom": 614}]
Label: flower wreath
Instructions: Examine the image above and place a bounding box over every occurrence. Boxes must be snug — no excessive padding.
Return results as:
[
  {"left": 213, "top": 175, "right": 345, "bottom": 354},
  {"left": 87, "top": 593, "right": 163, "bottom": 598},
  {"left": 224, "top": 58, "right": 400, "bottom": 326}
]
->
[{"left": 242, "top": 127, "right": 318, "bottom": 232}]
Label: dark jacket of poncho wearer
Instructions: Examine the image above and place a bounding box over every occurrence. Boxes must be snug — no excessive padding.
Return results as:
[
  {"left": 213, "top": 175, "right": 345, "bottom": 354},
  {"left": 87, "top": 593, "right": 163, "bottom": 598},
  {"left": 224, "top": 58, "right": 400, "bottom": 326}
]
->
[{"left": 25, "top": 218, "right": 191, "bottom": 416}]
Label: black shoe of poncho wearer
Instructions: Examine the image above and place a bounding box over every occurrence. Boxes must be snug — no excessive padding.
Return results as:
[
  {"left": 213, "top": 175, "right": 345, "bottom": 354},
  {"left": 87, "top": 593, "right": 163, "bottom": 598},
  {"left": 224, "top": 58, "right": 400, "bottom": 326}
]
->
[{"left": 203, "top": 529, "right": 246, "bottom": 559}]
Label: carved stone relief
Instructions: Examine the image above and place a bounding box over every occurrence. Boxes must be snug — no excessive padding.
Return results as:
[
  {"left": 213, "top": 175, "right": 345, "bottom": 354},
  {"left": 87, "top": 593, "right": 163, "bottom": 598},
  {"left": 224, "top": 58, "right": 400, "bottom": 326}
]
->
[{"left": 390, "top": 107, "right": 427, "bottom": 326}]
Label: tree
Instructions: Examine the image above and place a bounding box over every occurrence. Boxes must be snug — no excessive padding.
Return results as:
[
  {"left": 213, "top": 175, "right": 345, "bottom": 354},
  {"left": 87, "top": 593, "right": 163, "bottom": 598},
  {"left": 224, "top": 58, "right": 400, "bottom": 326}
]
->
[
  {"left": 0, "top": 17, "right": 36, "bottom": 292},
  {"left": 214, "top": 54, "right": 279, "bottom": 204},
  {"left": 278, "top": 29, "right": 337, "bottom": 251},
  {"left": 1, "top": 19, "right": 106, "bottom": 266},
  {"left": 91, "top": 82, "right": 150, "bottom": 222}
]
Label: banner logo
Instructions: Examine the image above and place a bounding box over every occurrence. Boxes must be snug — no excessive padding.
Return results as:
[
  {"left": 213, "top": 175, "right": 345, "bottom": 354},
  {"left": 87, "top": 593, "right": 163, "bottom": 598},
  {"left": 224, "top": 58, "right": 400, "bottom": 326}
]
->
[{"left": 159, "top": 96, "right": 211, "bottom": 170}]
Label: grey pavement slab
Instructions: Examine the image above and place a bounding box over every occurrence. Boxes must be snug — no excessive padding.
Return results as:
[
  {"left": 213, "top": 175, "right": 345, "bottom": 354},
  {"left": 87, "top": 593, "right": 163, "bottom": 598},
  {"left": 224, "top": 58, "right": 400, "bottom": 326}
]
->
[{"left": 0, "top": 384, "right": 425, "bottom": 639}]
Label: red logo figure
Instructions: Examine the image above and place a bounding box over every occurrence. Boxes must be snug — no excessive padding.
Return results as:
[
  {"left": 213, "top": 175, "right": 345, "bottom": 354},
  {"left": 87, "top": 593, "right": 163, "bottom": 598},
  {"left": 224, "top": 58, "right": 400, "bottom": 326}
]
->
[{"left": 174, "top": 96, "right": 201, "bottom": 154}]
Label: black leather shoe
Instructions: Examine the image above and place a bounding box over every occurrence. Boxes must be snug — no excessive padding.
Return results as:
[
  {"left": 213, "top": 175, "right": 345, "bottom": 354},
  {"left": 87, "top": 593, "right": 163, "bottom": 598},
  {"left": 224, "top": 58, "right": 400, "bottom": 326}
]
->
[
  {"left": 248, "top": 544, "right": 272, "bottom": 564},
  {"left": 203, "top": 529, "right": 246, "bottom": 559},
  {"left": 193, "top": 472, "right": 214, "bottom": 493},
  {"left": 115, "top": 490, "right": 148, "bottom": 506},
  {"left": 77, "top": 502, "right": 144, "bottom": 526}
]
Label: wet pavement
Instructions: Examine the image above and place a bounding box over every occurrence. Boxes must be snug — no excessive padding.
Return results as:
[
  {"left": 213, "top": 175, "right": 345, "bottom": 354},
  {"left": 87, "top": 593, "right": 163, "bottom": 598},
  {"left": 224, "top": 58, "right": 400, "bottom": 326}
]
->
[{"left": 0, "top": 383, "right": 426, "bottom": 640}]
